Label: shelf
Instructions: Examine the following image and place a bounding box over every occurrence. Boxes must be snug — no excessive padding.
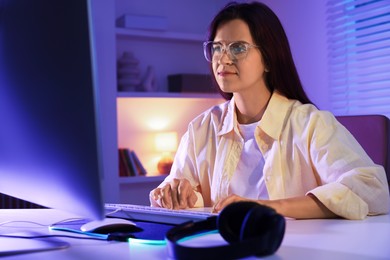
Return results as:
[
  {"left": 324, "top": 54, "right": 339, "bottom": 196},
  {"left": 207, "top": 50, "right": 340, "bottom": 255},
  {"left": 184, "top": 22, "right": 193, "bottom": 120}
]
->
[
  {"left": 119, "top": 175, "right": 166, "bottom": 184},
  {"left": 116, "top": 28, "right": 206, "bottom": 43},
  {"left": 117, "top": 91, "right": 222, "bottom": 99}
]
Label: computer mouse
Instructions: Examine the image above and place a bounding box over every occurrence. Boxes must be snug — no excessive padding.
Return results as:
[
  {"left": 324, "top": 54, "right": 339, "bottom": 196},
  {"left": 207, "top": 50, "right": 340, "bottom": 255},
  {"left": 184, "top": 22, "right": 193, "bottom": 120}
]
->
[{"left": 80, "top": 218, "right": 141, "bottom": 234}]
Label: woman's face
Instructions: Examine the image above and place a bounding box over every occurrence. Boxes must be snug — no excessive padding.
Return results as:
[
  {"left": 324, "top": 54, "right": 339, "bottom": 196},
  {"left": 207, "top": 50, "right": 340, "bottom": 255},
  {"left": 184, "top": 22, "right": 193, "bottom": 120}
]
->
[{"left": 212, "top": 19, "right": 268, "bottom": 96}]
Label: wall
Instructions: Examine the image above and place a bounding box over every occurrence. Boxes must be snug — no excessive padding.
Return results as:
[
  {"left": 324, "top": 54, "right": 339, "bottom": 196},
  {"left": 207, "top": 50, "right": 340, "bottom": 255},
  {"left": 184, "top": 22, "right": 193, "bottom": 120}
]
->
[{"left": 260, "top": 0, "right": 329, "bottom": 110}]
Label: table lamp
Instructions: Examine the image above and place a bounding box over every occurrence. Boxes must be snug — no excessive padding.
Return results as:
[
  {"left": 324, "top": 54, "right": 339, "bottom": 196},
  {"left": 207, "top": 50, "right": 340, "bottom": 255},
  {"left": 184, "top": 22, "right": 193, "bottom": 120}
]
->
[{"left": 155, "top": 132, "right": 178, "bottom": 174}]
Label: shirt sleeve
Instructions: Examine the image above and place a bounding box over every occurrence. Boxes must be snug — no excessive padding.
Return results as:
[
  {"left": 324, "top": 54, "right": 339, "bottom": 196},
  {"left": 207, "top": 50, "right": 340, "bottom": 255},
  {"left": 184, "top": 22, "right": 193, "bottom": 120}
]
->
[{"left": 307, "top": 112, "right": 389, "bottom": 219}]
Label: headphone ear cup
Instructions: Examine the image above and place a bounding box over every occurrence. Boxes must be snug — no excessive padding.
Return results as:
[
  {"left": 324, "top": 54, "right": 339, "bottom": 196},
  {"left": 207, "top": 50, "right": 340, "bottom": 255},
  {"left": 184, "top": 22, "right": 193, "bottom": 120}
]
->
[
  {"left": 240, "top": 204, "right": 286, "bottom": 256},
  {"left": 217, "top": 201, "right": 261, "bottom": 243}
]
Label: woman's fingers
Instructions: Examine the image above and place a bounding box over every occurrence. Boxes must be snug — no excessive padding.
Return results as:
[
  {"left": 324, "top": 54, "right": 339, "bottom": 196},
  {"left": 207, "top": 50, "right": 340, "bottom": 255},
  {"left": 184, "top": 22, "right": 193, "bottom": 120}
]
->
[
  {"left": 160, "top": 184, "right": 173, "bottom": 209},
  {"left": 170, "top": 179, "right": 180, "bottom": 209},
  {"left": 150, "top": 178, "right": 197, "bottom": 209}
]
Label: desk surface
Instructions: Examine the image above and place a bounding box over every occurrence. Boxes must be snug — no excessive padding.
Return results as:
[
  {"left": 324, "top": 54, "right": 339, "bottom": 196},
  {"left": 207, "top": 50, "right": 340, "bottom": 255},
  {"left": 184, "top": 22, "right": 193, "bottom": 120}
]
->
[{"left": 0, "top": 209, "right": 389, "bottom": 260}]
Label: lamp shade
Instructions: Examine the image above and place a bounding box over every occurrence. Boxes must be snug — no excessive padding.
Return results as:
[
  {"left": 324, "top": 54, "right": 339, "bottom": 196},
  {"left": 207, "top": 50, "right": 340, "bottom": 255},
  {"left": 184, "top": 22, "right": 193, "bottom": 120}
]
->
[{"left": 154, "top": 132, "right": 178, "bottom": 152}]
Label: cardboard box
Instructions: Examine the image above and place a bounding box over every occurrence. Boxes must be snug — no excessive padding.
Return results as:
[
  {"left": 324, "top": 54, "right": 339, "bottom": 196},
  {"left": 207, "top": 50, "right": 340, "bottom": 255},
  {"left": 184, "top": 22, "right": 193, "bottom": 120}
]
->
[
  {"left": 168, "top": 74, "right": 217, "bottom": 93},
  {"left": 116, "top": 14, "right": 167, "bottom": 31}
]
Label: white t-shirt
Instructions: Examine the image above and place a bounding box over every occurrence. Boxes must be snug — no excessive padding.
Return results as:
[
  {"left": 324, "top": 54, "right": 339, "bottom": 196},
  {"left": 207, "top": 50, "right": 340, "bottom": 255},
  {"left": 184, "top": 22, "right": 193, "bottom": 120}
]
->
[{"left": 229, "top": 121, "right": 269, "bottom": 199}]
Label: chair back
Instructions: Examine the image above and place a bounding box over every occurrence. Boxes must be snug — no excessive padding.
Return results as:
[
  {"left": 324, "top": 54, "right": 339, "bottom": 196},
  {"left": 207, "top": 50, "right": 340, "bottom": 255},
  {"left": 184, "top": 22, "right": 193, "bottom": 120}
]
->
[{"left": 336, "top": 115, "right": 390, "bottom": 185}]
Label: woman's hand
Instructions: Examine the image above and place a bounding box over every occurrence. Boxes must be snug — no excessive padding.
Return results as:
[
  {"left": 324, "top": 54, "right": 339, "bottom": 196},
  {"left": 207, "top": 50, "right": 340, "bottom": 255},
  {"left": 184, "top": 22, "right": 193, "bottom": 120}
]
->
[
  {"left": 149, "top": 178, "right": 198, "bottom": 210},
  {"left": 212, "top": 194, "right": 253, "bottom": 213},
  {"left": 212, "top": 194, "right": 275, "bottom": 213}
]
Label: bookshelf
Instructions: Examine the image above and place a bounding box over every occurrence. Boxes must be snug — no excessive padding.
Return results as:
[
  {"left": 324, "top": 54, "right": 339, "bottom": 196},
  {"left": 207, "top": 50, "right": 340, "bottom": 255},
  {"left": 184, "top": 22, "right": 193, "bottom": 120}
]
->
[
  {"left": 115, "top": 29, "right": 211, "bottom": 94},
  {"left": 117, "top": 96, "right": 224, "bottom": 180},
  {"left": 91, "top": 1, "right": 223, "bottom": 205},
  {"left": 119, "top": 175, "right": 166, "bottom": 184},
  {"left": 114, "top": 0, "right": 223, "bottom": 184}
]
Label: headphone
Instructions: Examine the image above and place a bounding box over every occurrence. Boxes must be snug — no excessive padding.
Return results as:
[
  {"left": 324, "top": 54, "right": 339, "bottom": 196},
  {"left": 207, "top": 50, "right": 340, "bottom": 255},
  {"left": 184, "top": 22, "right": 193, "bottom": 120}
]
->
[{"left": 166, "top": 201, "right": 285, "bottom": 260}]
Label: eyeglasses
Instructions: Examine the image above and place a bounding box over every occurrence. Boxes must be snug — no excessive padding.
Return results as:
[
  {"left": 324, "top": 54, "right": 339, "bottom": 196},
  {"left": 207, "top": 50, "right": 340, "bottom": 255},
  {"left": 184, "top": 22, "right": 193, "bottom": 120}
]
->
[{"left": 203, "top": 41, "right": 259, "bottom": 63}]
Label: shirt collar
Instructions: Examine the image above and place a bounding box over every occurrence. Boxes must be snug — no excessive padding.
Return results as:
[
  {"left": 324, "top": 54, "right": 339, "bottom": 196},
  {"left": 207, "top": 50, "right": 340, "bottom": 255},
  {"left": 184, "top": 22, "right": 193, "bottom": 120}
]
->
[
  {"left": 218, "top": 96, "right": 236, "bottom": 136},
  {"left": 217, "top": 92, "right": 295, "bottom": 140},
  {"left": 259, "top": 91, "right": 295, "bottom": 140}
]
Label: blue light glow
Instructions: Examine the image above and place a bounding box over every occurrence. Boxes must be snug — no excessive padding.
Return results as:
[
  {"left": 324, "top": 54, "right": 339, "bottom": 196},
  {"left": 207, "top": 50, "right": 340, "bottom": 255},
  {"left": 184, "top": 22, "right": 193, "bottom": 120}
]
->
[
  {"left": 128, "top": 238, "right": 166, "bottom": 245},
  {"left": 177, "top": 229, "right": 219, "bottom": 243}
]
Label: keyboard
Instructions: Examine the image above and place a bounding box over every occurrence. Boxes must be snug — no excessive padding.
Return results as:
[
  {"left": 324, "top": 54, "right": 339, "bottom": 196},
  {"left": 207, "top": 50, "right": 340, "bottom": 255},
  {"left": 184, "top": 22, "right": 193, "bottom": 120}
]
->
[{"left": 105, "top": 203, "right": 218, "bottom": 225}]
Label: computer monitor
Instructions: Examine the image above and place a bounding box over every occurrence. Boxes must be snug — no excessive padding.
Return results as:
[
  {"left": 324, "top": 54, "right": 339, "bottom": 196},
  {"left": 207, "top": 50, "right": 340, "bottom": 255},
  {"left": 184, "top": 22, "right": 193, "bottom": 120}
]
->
[{"left": 0, "top": 0, "right": 104, "bottom": 220}]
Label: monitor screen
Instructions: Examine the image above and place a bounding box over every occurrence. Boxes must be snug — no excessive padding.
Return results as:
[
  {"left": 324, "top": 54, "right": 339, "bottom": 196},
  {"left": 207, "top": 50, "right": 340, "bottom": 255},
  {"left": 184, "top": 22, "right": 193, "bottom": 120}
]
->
[{"left": 0, "top": 0, "right": 104, "bottom": 220}]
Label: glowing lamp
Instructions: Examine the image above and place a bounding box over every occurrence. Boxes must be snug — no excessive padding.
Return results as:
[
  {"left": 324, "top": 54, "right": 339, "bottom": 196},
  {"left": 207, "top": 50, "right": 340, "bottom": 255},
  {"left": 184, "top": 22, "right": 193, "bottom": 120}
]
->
[{"left": 155, "top": 132, "right": 178, "bottom": 174}]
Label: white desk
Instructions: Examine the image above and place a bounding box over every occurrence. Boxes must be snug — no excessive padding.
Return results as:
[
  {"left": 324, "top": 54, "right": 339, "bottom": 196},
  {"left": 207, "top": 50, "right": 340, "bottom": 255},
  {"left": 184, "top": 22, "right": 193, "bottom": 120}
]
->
[{"left": 0, "top": 209, "right": 389, "bottom": 259}]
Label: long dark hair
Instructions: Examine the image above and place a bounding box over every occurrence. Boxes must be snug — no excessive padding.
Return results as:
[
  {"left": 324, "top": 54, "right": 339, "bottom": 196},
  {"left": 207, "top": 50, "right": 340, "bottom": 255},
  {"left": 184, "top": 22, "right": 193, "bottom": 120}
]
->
[{"left": 208, "top": 2, "right": 312, "bottom": 104}]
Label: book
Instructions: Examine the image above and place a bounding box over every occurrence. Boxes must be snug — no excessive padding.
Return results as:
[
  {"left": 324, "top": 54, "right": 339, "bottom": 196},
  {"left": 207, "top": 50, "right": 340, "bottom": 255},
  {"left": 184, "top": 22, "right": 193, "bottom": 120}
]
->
[
  {"left": 125, "top": 149, "right": 138, "bottom": 176},
  {"left": 118, "top": 148, "right": 135, "bottom": 176},
  {"left": 130, "top": 150, "right": 147, "bottom": 176},
  {"left": 118, "top": 148, "right": 147, "bottom": 177},
  {"left": 118, "top": 149, "right": 129, "bottom": 177}
]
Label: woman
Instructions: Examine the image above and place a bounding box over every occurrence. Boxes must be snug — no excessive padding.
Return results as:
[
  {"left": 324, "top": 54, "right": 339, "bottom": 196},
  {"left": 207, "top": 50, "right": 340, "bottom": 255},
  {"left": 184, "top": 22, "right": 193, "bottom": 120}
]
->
[{"left": 149, "top": 2, "right": 389, "bottom": 219}]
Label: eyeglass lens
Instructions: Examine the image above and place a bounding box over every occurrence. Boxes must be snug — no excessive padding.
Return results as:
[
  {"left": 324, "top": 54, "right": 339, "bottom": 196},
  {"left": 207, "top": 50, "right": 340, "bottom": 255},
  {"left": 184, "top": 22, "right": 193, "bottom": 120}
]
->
[{"left": 203, "top": 42, "right": 250, "bottom": 62}]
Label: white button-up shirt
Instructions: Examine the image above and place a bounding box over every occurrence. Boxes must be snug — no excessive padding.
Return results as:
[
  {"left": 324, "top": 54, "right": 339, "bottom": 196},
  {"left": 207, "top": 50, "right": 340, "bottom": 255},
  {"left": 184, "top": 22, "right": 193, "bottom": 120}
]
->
[{"left": 159, "top": 92, "right": 389, "bottom": 219}]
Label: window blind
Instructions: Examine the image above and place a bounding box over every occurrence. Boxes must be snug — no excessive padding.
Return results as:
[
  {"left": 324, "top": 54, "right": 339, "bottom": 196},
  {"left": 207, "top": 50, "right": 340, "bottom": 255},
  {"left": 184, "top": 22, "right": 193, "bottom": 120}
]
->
[{"left": 326, "top": 0, "right": 390, "bottom": 117}]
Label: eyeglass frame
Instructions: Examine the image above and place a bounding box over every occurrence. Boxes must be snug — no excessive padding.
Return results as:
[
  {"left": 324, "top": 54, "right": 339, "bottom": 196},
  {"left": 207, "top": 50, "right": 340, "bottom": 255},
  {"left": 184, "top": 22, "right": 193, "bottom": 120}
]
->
[{"left": 203, "top": 41, "right": 259, "bottom": 63}]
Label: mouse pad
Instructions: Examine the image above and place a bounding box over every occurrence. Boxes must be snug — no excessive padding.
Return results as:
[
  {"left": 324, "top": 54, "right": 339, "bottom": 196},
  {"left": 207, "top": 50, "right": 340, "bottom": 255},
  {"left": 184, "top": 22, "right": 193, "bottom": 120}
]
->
[{"left": 51, "top": 218, "right": 176, "bottom": 241}]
